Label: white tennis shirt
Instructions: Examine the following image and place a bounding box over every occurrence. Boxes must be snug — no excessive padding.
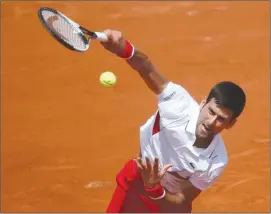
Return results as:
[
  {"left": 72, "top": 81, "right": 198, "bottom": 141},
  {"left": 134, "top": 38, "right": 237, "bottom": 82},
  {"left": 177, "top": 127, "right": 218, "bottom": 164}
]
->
[{"left": 139, "top": 82, "right": 228, "bottom": 191}]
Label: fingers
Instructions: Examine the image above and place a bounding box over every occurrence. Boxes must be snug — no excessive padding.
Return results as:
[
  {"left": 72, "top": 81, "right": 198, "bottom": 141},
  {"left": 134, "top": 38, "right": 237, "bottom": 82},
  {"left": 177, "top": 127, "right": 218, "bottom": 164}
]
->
[
  {"left": 137, "top": 157, "right": 172, "bottom": 178},
  {"left": 100, "top": 29, "right": 112, "bottom": 47},
  {"left": 137, "top": 157, "right": 147, "bottom": 170},
  {"left": 100, "top": 29, "right": 127, "bottom": 57},
  {"left": 102, "top": 29, "right": 113, "bottom": 43},
  {"left": 145, "top": 157, "right": 152, "bottom": 171},
  {"left": 102, "top": 29, "right": 122, "bottom": 44},
  {"left": 153, "top": 157, "right": 159, "bottom": 175},
  {"left": 159, "top": 164, "right": 173, "bottom": 178},
  {"left": 137, "top": 157, "right": 154, "bottom": 172}
]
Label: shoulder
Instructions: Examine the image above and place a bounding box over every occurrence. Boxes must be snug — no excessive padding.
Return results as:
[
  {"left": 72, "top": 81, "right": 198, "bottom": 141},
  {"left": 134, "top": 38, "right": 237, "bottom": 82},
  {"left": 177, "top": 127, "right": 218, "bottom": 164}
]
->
[
  {"left": 158, "top": 82, "right": 197, "bottom": 105},
  {"left": 158, "top": 82, "right": 199, "bottom": 121}
]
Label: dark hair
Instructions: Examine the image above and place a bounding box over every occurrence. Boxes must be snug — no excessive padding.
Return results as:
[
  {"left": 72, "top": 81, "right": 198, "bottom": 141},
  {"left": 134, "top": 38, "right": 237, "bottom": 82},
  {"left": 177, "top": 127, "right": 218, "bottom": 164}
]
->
[{"left": 206, "top": 81, "right": 246, "bottom": 119}]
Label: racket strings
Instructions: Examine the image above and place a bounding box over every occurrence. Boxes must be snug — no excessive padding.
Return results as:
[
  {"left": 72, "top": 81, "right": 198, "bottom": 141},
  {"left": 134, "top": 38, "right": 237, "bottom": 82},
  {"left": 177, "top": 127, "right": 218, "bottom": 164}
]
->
[{"left": 41, "top": 11, "right": 88, "bottom": 50}]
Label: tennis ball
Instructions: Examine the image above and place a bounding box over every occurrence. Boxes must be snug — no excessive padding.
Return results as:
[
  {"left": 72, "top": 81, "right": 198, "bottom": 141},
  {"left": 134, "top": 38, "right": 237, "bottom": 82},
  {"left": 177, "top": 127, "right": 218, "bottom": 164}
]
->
[{"left": 99, "top": 71, "right": 117, "bottom": 87}]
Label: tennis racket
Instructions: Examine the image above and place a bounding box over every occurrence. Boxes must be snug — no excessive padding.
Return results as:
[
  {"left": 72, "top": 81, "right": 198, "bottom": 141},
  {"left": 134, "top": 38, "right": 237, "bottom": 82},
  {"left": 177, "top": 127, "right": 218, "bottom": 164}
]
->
[{"left": 37, "top": 7, "right": 108, "bottom": 52}]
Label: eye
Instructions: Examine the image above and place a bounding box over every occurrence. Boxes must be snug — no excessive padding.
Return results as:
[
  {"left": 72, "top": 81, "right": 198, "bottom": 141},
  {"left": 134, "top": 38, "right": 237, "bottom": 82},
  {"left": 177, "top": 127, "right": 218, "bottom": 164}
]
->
[
  {"left": 217, "top": 117, "right": 226, "bottom": 122},
  {"left": 209, "top": 108, "right": 215, "bottom": 115}
]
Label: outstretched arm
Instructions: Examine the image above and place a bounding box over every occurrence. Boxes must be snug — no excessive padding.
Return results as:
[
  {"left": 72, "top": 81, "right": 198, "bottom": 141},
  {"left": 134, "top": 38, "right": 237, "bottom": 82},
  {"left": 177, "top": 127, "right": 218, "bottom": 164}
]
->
[
  {"left": 126, "top": 48, "right": 169, "bottom": 94},
  {"left": 100, "top": 29, "right": 169, "bottom": 94}
]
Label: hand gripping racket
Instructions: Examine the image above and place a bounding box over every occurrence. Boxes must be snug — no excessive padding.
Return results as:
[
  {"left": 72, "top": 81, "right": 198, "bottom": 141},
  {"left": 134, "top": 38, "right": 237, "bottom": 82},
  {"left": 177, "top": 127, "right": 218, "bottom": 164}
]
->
[{"left": 38, "top": 7, "right": 108, "bottom": 52}]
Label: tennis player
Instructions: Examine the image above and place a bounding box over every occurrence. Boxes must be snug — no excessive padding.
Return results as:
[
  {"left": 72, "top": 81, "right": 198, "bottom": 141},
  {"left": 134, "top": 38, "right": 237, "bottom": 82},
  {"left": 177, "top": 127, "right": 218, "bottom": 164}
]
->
[{"left": 100, "top": 29, "right": 246, "bottom": 213}]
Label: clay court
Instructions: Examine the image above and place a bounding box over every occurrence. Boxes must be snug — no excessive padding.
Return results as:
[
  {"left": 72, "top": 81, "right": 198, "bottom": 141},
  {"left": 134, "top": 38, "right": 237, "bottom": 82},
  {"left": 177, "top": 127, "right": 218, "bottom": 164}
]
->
[{"left": 1, "top": 1, "right": 270, "bottom": 212}]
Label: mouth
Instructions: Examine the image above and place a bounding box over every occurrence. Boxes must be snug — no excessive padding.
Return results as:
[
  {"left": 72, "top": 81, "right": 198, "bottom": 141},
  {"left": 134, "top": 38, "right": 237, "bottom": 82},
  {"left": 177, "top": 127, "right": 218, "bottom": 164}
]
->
[{"left": 202, "top": 124, "right": 212, "bottom": 134}]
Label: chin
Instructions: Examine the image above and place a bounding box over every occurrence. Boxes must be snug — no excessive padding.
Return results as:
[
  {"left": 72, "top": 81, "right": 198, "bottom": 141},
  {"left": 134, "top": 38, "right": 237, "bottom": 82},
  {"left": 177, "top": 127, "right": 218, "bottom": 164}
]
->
[
  {"left": 196, "top": 130, "right": 211, "bottom": 139},
  {"left": 196, "top": 132, "right": 207, "bottom": 139}
]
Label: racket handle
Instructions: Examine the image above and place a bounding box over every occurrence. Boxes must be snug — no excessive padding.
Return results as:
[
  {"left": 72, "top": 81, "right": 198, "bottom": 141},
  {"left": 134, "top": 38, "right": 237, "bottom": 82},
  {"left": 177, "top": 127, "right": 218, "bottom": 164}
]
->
[{"left": 94, "top": 32, "right": 108, "bottom": 42}]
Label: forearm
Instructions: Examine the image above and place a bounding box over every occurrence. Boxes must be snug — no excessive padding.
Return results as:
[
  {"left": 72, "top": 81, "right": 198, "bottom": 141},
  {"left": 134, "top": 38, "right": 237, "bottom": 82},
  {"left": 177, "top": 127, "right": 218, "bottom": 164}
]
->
[{"left": 126, "top": 48, "right": 169, "bottom": 95}]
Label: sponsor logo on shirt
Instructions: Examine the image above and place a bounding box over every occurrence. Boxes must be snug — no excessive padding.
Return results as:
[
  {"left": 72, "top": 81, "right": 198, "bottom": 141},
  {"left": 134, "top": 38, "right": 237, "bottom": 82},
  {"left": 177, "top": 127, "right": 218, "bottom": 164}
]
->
[{"left": 163, "top": 91, "right": 176, "bottom": 101}]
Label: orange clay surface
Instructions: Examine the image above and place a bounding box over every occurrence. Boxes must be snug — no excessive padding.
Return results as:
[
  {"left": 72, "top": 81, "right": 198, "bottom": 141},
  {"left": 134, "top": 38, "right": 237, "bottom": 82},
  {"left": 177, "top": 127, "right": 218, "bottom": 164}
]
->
[{"left": 1, "top": 1, "right": 270, "bottom": 212}]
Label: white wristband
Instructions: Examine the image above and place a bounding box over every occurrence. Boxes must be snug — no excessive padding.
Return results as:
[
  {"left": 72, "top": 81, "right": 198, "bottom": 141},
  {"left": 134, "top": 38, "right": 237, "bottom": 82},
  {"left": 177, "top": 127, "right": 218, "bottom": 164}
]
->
[{"left": 149, "top": 187, "right": 166, "bottom": 200}]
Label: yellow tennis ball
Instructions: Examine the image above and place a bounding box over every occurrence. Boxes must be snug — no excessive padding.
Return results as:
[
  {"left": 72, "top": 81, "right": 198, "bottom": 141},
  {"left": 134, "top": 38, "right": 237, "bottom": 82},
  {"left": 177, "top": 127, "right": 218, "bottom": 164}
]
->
[{"left": 99, "top": 71, "right": 117, "bottom": 87}]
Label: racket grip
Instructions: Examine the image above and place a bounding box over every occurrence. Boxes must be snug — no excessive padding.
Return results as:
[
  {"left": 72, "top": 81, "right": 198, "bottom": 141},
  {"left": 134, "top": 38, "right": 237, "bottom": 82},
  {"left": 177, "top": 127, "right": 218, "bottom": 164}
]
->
[{"left": 94, "top": 32, "right": 108, "bottom": 42}]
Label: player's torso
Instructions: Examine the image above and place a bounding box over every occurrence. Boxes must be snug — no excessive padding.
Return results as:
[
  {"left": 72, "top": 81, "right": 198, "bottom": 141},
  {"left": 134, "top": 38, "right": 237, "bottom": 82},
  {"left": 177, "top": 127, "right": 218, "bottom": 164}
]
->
[{"left": 138, "top": 110, "right": 223, "bottom": 180}]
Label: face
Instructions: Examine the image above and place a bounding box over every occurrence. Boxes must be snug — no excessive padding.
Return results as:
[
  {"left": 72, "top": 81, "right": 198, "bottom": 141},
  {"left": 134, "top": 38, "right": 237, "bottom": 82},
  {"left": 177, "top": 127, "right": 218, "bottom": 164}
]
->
[{"left": 196, "top": 98, "right": 237, "bottom": 140}]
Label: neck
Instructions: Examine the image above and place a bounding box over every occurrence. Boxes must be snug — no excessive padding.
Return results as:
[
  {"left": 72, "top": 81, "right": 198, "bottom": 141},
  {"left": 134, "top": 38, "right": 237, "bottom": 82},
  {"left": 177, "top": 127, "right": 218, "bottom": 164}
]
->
[{"left": 194, "top": 136, "right": 214, "bottom": 149}]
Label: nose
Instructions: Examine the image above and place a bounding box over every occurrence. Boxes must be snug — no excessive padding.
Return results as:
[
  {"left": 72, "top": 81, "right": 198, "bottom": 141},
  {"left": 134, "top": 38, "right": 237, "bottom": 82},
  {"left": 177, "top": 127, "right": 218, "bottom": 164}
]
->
[{"left": 206, "top": 116, "right": 217, "bottom": 127}]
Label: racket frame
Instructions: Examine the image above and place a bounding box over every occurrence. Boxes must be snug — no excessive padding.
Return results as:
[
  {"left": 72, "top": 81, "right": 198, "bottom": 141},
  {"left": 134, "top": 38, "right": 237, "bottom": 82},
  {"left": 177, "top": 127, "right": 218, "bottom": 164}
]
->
[{"left": 38, "top": 7, "right": 95, "bottom": 52}]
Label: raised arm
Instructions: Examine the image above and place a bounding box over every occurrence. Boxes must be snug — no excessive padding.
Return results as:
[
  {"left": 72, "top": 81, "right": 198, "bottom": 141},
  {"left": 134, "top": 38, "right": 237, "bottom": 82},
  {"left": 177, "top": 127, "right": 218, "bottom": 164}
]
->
[{"left": 100, "top": 29, "right": 169, "bottom": 94}]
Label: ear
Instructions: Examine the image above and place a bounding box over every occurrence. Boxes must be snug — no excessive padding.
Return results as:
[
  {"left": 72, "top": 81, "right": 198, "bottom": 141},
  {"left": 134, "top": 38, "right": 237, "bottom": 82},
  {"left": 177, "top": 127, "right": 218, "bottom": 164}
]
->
[
  {"left": 226, "top": 119, "right": 237, "bottom": 129},
  {"left": 200, "top": 97, "right": 207, "bottom": 110}
]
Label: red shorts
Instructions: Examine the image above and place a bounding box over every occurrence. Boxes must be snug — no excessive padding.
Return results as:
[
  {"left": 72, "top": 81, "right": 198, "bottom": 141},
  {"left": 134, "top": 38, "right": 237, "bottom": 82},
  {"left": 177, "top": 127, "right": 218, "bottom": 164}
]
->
[{"left": 106, "top": 159, "right": 192, "bottom": 213}]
